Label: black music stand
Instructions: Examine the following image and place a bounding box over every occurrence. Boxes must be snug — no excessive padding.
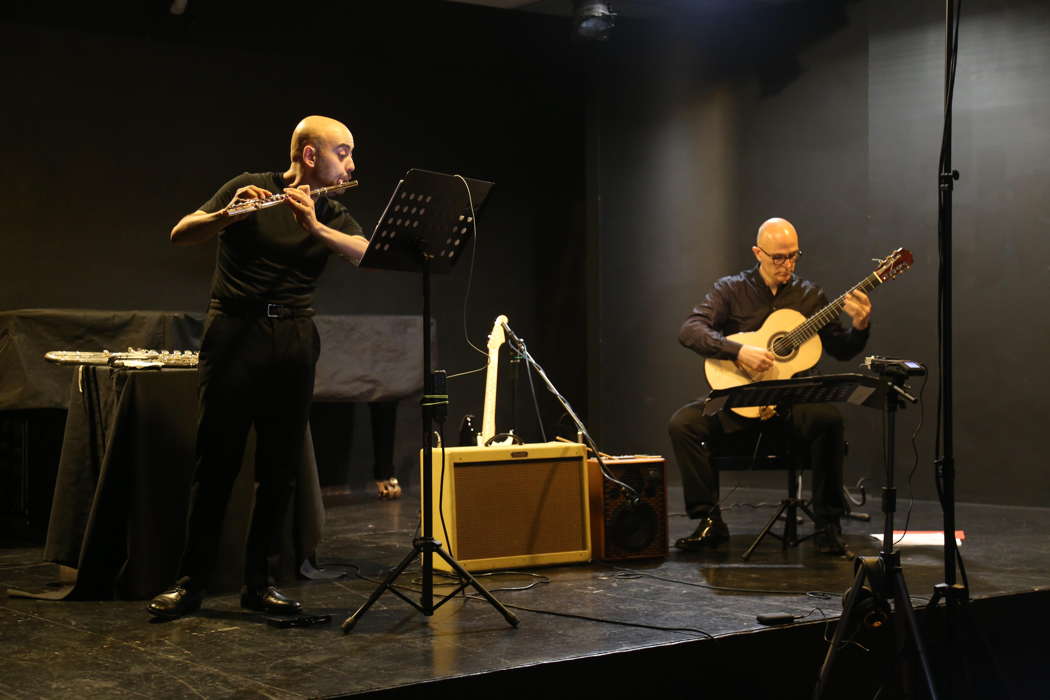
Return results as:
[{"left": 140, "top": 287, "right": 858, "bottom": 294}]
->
[
  {"left": 704, "top": 374, "right": 880, "bottom": 559},
  {"left": 810, "top": 368, "right": 938, "bottom": 699},
  {"left": 340, "top": 169, "right": 518, "bottom": 633},
  {"left": 706, "top": 372, "right": 937, "bottom": 697},
  {"left": 702, "top": 373, "right": 880, "bottom": 417}
]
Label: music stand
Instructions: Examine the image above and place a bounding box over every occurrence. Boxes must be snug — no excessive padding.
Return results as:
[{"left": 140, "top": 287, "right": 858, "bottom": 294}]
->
[
  {"left": 704, "top": 374, "right": 880, "bottom": 559},
  {"left": 706, "top": 372, "right": 937, "bottom": 697},
  {"left": 702, "top": 373, "right": 880, "bottom": 417},
  {"left": 810, "top": 368, "right": 937, "bottom": 698},
  {"left": 340, "top": 169, "right": 518, "bottom": 633}
]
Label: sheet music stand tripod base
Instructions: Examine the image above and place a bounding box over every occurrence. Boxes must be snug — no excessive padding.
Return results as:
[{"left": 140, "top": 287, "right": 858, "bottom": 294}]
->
[{"left": 340, "top": 169, "right": 517, "bottom": 633}]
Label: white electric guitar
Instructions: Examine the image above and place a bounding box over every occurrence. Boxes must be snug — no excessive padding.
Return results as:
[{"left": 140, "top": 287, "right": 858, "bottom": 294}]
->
[
  {"left": 704, "top": 248, "right": 913, "bottom": 419},
  {"left": 476, "top": 315, "right": 511, "bottom": 446}
]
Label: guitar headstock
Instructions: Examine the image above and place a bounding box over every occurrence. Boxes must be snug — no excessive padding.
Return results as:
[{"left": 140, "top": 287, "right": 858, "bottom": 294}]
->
[
  {"left": 487, "top": 315, "right": 508, "bottom": 352},
  {"left": 874, "top": 248, "right": 913, "bottom": 282}
]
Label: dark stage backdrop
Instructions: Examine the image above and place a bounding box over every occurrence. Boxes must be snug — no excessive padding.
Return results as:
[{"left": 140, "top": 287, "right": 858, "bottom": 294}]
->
[
  {"left": 3, "top": 0, "right": 1047, "bottom": 508},
  {"left": 588, "top": 0, "right": 1049, "bottom": 508},
  {"left": 0, "top": 3, "right": 589, "bottom": 485}
]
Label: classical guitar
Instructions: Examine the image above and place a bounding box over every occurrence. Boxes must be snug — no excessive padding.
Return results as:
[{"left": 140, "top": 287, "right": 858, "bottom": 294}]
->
[{"left": 704, "top": 248, "right": 913, "bottom": 419}]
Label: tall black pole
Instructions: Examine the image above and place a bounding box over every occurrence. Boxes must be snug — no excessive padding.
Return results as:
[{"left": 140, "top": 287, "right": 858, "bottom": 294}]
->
[
  {"left": 420, "top": 257, "right": 434, "bottom": 612},
  {"left": 936, "top": 0, "right": 965, "bottom": 603},
  {"left": 882, "top": 383, "right": 897, "bottom": 555}
]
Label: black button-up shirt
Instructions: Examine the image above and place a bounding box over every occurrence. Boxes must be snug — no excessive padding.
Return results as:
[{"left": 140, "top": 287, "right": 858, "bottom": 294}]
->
[{"left": 679, "top": 264, "right": 869, "bottom": 362}]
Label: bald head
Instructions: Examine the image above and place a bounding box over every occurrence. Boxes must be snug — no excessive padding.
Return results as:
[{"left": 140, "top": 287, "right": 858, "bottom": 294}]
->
[
  {"left": 290, "top": 115, "right": 353, "bottom": 164},
  {"left": 753, "top": 217, "right": 800, "bottom": 291},
  {"left": 284, "top": 115, "right": 356, "bottom": 189},
  {"left": 756, "top": 217, "right": 798, "bottom": 249}
]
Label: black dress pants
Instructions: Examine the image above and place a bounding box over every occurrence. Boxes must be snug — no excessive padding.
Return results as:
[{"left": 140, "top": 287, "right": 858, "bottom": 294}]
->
[
  {"left": 369, "top": 401, "right": 398, "bottom": 481},
  {"left": 178, "top": 308, "right": 320, "bottom": 591},
  {"left": 667, "top": 401, "right": 846, "bottom": 523}
]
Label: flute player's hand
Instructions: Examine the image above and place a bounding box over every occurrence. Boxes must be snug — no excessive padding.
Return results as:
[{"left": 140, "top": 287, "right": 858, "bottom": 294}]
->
[{"left": 222, "top": 185, "right": 272, "bottom": 220}]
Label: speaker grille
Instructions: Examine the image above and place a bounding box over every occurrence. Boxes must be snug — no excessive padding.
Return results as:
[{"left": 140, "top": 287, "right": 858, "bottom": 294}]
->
[
  {"left": 589, "top": 457, "right": 668, "bottom": 561},
  {"left": 454, "top": 458, "right": 586, "bottom": 560}
]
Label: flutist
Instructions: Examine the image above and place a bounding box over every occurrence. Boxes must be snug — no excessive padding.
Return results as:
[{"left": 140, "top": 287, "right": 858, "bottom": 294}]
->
[{"left": 148, "top": 115, "right": 368, "bottom": 619}]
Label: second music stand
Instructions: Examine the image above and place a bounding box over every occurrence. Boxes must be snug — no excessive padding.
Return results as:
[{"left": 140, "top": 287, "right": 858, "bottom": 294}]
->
[{"left": 340, "top": 169, "right": 518, "bottom": 633}]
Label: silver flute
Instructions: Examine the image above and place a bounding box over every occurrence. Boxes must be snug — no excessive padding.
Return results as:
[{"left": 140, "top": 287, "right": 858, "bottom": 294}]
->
[{"left": 225, "top": 179, "right": 359, "bottom": 216}]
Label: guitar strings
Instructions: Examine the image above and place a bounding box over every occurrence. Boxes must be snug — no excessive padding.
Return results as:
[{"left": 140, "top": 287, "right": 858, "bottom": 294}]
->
[{"left": 773, "top": 273, "right": 881, "bottom": 355}]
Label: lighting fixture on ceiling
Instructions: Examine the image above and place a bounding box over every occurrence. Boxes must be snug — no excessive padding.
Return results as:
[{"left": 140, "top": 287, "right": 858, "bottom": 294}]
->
[{"left": 575, "top": 1, "right": 616, "bottom": 40}]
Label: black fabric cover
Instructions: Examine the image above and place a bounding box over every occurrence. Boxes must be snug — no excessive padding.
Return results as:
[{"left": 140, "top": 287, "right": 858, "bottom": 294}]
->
[
  {"left": 0, "top": 309, "right": 425, "bottom": 410},
  {"left": 0, "top": 309, "right": 203, "bottom": 411}
]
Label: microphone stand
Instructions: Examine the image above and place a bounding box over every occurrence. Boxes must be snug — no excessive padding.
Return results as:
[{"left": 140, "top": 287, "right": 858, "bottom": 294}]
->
[
  {"left": 928, "top": 12, "right": 1005, "bottom": 699},
  {"left": 930, "top": 0, "right": 968, "bottom": 610},
  {"left": 500, "top": 322, "right": 639, "bottom": 502}
]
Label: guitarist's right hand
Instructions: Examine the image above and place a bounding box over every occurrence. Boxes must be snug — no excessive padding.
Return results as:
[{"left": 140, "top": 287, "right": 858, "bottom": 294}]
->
[{"left": 736, "top": 345, "right": 775, "bottom": 374}]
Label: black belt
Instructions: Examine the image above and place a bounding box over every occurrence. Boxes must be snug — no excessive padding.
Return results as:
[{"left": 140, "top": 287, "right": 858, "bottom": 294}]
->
[{"left": 210, "top": 298, "right": 315, "bottom": 319}]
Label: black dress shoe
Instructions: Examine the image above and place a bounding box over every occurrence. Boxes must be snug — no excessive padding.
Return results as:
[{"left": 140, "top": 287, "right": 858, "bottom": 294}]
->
[
  {"left": 674, "top": 516, "right": 730, "bottom": 551},
  {"left": 814, "top": 520, "right": 853, "bottom": 558},
  {"left": 147, "top": 584, "right": 202, "bottom": 619},
  {"left": 241, "top": 586, "right": 302, "bottom": 615}
]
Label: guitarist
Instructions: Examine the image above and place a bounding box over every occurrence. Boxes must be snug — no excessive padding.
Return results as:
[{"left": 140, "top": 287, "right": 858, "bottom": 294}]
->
[{"left": 667, "top": 218, "right": 871, "bottom": 556}]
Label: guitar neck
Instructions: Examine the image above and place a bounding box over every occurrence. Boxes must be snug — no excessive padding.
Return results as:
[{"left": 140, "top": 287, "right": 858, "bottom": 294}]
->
[
  {"left": 478, "top": 315, "right": 508, "bottom": 445},
  {"left": 790, "top": 271, "right": 882, "bottom": 344},
  {"left": 480, "top": 349, "right": 500, "bottom": 440}
]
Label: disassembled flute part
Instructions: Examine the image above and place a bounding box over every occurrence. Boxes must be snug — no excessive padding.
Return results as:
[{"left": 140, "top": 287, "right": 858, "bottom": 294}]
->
[{"left": 225, "top": 179, "right": 359, "bottom": 216}]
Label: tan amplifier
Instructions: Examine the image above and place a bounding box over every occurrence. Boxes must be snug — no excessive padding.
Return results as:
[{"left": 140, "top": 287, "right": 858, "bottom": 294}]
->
[{"left": 421, "top": 442, "right": 591, "bottom": 572}]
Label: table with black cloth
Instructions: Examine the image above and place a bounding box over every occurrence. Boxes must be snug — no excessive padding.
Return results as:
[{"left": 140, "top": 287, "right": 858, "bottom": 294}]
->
[
  {"left": 0, "top": 309, "right": 427, "bottom": 410},
  {"left": 0, "top": 309, "right": 426, "bottom": 600},
  {"left": 40, "top": 365, "right": 324, "bottom": 599}
]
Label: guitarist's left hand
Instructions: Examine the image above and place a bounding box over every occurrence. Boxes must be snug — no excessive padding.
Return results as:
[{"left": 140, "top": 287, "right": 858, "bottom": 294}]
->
[{"left": 844, "top": 290, "right": 872, "bottom": 330}]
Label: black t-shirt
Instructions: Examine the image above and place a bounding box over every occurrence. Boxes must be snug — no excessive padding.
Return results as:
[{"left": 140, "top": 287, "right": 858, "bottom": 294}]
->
[{"left": 199, "top": 172, "right": 363, "bottom": 306}]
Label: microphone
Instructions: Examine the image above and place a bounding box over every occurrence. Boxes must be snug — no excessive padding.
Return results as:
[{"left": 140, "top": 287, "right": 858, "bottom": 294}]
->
[{"left": 501, "top": 320, "right": 524, "bottom": 348}]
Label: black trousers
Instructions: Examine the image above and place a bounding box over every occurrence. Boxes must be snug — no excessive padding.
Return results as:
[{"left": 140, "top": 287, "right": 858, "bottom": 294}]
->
[
  {"left": 178, "top": 308, "right": 320, "bottom": 591},
  {"left": 369, "top": 401, "right": 398, "bottom": 480},
  {"left": 667, "top": 401, "right": 846, "bottom": 523}
]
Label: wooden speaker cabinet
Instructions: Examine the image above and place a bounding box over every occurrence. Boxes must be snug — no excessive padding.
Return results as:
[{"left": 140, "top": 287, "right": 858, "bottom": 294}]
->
[
  {"left": 422, "top": 442, "right": 591, "bottom": 572},
  {"left": 588, "top": 456, "right": 668, "bottom": 561}
]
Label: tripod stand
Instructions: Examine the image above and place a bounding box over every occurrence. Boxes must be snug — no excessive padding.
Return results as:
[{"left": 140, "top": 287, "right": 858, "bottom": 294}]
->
[
  {"left": 341, "top": 169, "right": 517, "bottom": 633},
  {"left": 813, "top": 366, "right": 938, "bottom": 699}
]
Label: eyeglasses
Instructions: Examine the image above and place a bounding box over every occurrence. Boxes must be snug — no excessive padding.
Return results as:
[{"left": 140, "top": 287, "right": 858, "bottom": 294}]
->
[{"left": 757, "top": 246, "right": 802, "bottom": 265}]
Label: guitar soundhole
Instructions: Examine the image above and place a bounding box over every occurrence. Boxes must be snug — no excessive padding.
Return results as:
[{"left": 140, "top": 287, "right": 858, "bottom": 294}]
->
[{"left": 769, "top": 333, "right": 797, "bottom": 361}]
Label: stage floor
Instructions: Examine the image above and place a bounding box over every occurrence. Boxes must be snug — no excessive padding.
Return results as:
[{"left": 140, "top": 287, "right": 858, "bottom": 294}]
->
[{"left": 1, "top": 486, "right": 1048, "bottom": 698}]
